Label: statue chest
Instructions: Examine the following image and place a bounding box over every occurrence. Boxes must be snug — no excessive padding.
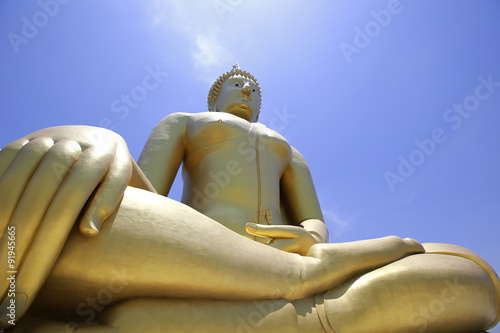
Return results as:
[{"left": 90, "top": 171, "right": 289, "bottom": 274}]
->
[{"left": 185, "top": 113, "right": 291, "bottom": 165}]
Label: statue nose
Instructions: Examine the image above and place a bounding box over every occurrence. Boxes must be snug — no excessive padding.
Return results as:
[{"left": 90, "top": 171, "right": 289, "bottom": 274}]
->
[{"left": 241, "top": 87, "right": 251, "bottom": 96}]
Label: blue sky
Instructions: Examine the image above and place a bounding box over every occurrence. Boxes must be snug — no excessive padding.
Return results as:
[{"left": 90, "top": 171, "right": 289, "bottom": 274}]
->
[{"left": 1, "top": 0, "right": 500, "bottom": 327}]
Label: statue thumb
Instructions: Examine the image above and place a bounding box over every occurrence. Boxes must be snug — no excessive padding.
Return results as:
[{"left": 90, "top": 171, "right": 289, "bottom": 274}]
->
[{"left": 79, "top": 208, "right": 108, "bottom": 237}]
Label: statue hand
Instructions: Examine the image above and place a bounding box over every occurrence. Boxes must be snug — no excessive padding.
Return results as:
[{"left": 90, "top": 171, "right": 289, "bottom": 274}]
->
[
  {"left": 245, "top": 223, "right": 319, "bottom": 256},
  {"left": 0, "top": 126, "right": 134, "bottom": 237},
  {"left": 0, "top": 125, "right": 135, "bottom": 319}
]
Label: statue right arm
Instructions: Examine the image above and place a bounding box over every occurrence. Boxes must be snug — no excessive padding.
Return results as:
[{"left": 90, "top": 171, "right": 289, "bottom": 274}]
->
[{"left": 137, "top": 112, "right": 190, "bottom": 196}]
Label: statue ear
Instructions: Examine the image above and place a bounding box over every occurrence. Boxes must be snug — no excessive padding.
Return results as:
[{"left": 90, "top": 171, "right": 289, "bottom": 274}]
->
[
  {"left": 254, "top": 111, "right": 260, "bottom": 122},
  {"left": 208, "top": 100, "right": 217, "bottom": 112}
]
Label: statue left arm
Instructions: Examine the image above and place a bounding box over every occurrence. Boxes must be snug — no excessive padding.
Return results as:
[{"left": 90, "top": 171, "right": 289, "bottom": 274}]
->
[
  {"left": 280, "top": 147, "right": 328, "bottom": 241},
  {"left": 246, "top": 147, "right": 329, "bottom": 255}
]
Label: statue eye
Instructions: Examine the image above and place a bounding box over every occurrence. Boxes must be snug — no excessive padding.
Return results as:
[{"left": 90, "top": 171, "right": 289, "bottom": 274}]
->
[
  {"left": 233, "top": 82, "right": 241, "bottom": 87},
  {"left": 252, "top": 88, "right": 256, "bottom": 93}
]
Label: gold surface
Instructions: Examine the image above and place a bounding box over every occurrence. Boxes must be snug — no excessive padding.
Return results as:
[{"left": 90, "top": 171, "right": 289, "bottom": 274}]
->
[{"left": 0, "top": 65, "right": 499, "bottom": 332}]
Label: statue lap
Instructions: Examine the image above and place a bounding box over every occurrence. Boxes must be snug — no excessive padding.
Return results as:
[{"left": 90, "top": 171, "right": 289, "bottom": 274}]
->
[
  {"left": 90, "top": 254, "right": 500, "bottom": 333},
  {"left": 11, "top": 187, "right": 499, "bottom": 333},
  {"left": 17, "top": 254, "right": 498, "bottom": 332}
]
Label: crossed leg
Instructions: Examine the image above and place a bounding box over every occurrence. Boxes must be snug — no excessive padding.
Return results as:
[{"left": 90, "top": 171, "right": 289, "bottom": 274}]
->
[
  {"left": 32, "top": 186, "right": 424, "bottom": 307},
  {"left": 92, "top": 252, "right": 500, "bottom": 333},
  {"left": 12, "top": 187, "right": 499, "bottom": 333}
]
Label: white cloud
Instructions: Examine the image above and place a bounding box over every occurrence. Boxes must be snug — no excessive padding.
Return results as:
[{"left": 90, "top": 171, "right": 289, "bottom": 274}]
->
[
  {"left": 322, "top": 206, "right": 358, "bottom": 241},
  {"left": 146, "top": 0, "right": 234, "bottom": 83},
  {"left": 192, "top": 32, "right": 233, "bottom": 82}
]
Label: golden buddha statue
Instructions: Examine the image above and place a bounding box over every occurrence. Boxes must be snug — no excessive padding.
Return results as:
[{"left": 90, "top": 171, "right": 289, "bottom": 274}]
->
[
  {"left": 0, "top": 64, "right": 499, "bottom": 333},
  {"left": 138, "top": 63, "right": 328, "bottom": 253}
]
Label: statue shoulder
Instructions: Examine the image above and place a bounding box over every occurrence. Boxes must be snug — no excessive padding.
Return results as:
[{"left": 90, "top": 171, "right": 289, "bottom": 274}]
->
[
  {"left": 150, "top": 112, "right": 193, "bottom": 135},
  {"left": 156, "top": 112, "right": 192, "bottom": 125},
  {"left": 256, "top": 123, "right": 290, "bottom": 144},
  {"left": 288, "top": 145, "right": 310, "bottom": 166}
]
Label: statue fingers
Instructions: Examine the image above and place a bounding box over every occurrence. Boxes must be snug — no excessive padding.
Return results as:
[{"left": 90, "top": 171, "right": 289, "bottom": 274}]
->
[
  {"left": 0, "top": 137, "right": 55, "bottom": 233},
  {"left": 267, "top": 238, "right": 302, "bottom": 254},
  {"left": 0, "top": 137, "right": 31, "bottom": 178},
  {"left": 267, "top": 237, "right": 315, "bottom": 256},
  {"left": 0, "top": 140, "right": 81, "bottom": 301},
  {"left": 2, "top": 141, "right": 117, "bottom": 320},
  {"left": 245, "top": 223, "right": 303, "bottom": 239},
  {"left": 1, "top": 140, "right": 81, "bottom": 261},
  {"left": 79, "top": 143, "right": 133, "bottom": 236}
]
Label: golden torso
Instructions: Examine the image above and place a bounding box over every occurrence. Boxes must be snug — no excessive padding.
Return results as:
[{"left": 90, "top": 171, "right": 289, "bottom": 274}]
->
[{"left": 181, "top": 112, "right": 291, "bottom": 238}]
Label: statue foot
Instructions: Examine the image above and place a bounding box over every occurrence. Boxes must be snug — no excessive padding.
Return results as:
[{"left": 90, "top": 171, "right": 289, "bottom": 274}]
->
[
  {"left": 300, "top": 236, "right": 425, "bottom": 298},
  {"left": 402, "top": 237, "right": 425, "bottom": 254}
]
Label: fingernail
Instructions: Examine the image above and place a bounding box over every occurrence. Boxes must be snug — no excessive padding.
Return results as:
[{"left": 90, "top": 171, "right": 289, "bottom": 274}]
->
[
  {"left": 80, "top": 222, "right": 99, "bottom": 237},
  {"left": 92, "top": 208, "right": 108, "bottom": 230},
  {"left": 80, "top": 209, "right": 107, "bottom": 237},
  {"left": 246, "top": 222, "right": 257, "bottom": 232}
]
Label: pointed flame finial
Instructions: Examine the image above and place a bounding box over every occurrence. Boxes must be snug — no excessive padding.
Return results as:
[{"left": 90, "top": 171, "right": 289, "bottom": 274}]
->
[{"left": 232, "top": 63, "right": 241, "bottom": 72}]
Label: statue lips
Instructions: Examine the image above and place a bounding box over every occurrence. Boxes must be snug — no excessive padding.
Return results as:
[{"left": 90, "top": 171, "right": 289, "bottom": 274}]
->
[{"left": 237, "top": 103, "right": 253, "bottom": 117}]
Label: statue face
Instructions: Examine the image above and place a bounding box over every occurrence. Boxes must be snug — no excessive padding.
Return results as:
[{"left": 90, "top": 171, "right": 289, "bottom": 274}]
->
[{"left": 215, "top": 75, "right": 261, "bottom": 122}]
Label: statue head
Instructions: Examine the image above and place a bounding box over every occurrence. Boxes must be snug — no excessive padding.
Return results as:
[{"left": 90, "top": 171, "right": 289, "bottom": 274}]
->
[{"left": 207, "top": 63, "right": 262, "bottom": 122}]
